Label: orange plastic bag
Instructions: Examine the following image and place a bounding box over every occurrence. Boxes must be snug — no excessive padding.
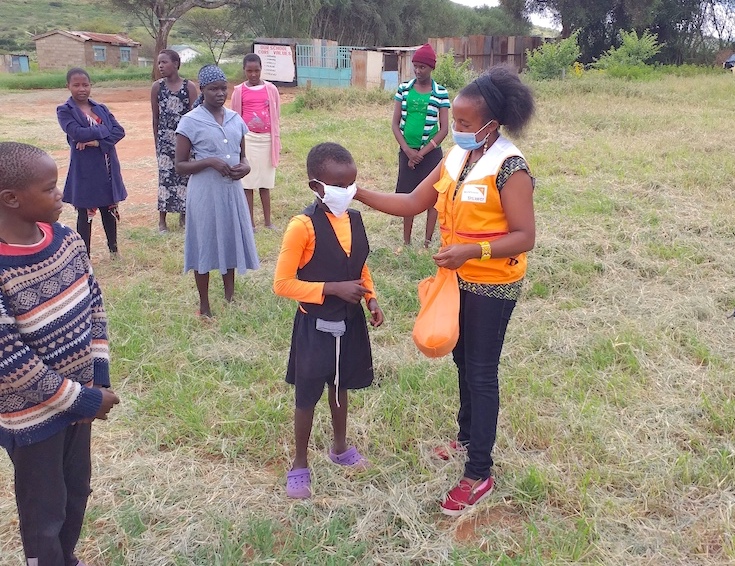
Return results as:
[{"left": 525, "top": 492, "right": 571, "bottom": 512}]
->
[{"left": 412, "top": 267, "right": 460, "bottom": 358}]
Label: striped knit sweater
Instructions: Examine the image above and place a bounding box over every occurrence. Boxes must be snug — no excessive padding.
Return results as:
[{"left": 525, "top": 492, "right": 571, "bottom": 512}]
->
[{"left": 0, "top": 222, "right": 106, "bottom": 450}]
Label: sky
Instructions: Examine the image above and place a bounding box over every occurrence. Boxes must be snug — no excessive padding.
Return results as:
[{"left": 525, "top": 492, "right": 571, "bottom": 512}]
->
[{"left": 451, "top": 0, "right": 560, "bottom": 30}]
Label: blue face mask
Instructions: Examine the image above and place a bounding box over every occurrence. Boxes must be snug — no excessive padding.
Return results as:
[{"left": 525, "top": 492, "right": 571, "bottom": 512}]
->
[{"left": 451, "top": 121, "right": 492, "bottom": 151}]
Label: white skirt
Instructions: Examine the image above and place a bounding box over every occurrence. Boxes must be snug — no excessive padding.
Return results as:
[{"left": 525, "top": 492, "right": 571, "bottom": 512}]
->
[{"left": 242, "top": 131, "right": 276, "bottom": 189}]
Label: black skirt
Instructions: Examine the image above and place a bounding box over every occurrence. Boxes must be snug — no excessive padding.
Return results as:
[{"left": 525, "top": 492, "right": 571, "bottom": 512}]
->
[
  {"left": 395, "top": 146, "right": 443, "bottom": 194},
  {"left": 285, "top": 309, "right": 374, "bottom": 408}
]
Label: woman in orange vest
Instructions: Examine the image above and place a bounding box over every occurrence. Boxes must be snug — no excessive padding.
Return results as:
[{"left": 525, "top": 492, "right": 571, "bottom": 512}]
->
[{"left": 356, "top": 64, "right": 536, "bottom": 517}]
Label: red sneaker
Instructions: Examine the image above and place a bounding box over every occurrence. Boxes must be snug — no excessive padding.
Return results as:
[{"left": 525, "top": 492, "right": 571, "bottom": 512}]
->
[
  {"left": 433, "top": 440, "right": 467, "bottom": 461},
  {"left": 440, "top": 477, "right": 494, "bottom": 516}
]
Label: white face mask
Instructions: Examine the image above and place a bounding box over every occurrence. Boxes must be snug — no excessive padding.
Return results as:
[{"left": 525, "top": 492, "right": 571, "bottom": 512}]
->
[{"left": 311, "top": 180, "right": 357, "bottom": 217}]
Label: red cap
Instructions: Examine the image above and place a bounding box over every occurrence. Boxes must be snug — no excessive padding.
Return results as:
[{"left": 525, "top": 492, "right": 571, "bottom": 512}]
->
[{"left": 412, "top": 43, "right": 436, "bottom": 69}]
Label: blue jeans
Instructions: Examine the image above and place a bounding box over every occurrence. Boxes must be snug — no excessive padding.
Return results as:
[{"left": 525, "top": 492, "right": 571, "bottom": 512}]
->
[{"left": 453, "top": 290, "right": 516, "bottom": 481}]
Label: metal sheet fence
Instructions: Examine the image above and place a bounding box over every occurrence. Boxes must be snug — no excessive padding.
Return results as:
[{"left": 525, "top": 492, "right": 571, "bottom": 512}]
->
[{"left": 430, "top": 35, "right": 545, "bottom": 73}]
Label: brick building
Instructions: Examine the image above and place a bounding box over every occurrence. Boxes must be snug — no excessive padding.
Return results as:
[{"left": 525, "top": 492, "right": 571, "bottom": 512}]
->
[{"left": 33, "top": 30, "right": 140, "bottom": 71}]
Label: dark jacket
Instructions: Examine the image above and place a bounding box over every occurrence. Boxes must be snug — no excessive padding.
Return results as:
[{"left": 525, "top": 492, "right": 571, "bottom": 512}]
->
[{"left": 57, "top": 97, "right": 127, "bottom": 208}]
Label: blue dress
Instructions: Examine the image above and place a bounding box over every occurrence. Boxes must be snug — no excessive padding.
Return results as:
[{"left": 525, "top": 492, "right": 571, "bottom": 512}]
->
[{"left": 175, "top": 106, "right": 259, "bottom": 274}]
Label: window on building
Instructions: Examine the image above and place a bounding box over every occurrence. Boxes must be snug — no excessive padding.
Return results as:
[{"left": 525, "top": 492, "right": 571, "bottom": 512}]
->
[
  {"left": 120, "top": 47, "right": 131, "bottom": 63},
  {"left": 93, "top": 46, "right": 106, "bottom": 62}
]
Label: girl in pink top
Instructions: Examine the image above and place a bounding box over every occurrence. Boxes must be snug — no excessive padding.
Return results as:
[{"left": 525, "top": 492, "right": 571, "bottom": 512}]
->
[{"left": 231, "top": 53, "right": 282, "bottom": 230}]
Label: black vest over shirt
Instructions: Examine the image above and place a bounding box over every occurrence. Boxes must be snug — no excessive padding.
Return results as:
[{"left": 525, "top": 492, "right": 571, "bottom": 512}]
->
[{"left": 297, "top": 202, "right": 370, "bottom": 322}]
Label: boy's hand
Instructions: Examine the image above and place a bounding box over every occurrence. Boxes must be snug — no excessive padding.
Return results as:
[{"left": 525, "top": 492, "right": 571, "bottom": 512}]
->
[
  {"left": 94, "top": 388, "right": 120, "bottom": 420},
  {"left": 367, "top": 299, "right": 384, "bottom": 327},
  {"left": 324, "top": 279, "right": 369, "bottom": 304}
]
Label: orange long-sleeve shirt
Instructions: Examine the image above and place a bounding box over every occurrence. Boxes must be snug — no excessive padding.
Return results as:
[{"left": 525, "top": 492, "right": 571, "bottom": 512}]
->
[{"left": 273, "top": 210, "right": 376, "bottom": 306}]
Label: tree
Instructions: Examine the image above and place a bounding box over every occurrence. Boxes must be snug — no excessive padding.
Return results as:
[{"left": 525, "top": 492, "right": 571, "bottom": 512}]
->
[
  {"left": 107, "top": 0, "right": 232, "bottom": 77},
  {"left": 233, "top": 0, "right": 533, "bottom": 48},
  {"left": 592, "top": 29, "right": 661, "bottom": 68},
  {"left": 526, "top": 29, "right": 580, "bottom": 79},
  {"left": 646, "top": 0, "right": 704, "bottom": 63},
  {"left": 705, "top": 0, "right": 735, "bottom": 49},
  {"left": 515, "top": 0, "right": 715, "bottom": 63},
  {"left": 182, "top": 7, "right": 238, "bottom": 65},
  {"left": 237, "top": 0, "right": 319, "bottom": 38}
]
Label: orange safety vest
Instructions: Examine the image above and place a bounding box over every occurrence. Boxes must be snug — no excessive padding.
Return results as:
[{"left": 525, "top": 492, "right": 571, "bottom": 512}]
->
[{"left": 434, "top": 136, "right": 528, "bottom": 284}]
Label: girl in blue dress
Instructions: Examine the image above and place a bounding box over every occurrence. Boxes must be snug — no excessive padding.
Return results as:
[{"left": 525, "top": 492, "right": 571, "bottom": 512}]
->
[{"left": 175, "top": 65, "right": 259, "bottom": 318}]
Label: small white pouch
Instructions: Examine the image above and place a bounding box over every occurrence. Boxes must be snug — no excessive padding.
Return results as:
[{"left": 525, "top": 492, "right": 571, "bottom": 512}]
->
[{"left": 316, "top": 318, "right": 347, "bottom": 406}]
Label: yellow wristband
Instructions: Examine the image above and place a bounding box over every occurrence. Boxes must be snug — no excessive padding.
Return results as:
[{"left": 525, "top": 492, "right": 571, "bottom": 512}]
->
[
  {"left": 479, "top": 241, "right": 492, "bottom": 261},
  {"left": 429, "top": 139, "right": 438, "bottom": 149}
]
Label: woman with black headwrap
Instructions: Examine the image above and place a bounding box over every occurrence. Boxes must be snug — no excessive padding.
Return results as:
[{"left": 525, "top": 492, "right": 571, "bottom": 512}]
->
[
  {"left": 356, "top": 64, "right": 536, "bottom": 516},
  {"left": 175, "top": 65, "right": 259, "bottom": 318}
]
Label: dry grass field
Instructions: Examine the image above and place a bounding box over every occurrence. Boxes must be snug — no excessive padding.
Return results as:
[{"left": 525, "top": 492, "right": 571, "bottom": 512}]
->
[{"left": 0, "top": 71, "right": 734, "bottom": 565}]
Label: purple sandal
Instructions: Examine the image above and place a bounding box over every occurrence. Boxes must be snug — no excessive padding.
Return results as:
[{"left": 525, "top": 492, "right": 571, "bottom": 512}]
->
[
  {"left": 329, "top": 446, "right": 370, "bottom": 470},
  {"left": 286, "top": 468, "right": 311, "bottom": 499}
]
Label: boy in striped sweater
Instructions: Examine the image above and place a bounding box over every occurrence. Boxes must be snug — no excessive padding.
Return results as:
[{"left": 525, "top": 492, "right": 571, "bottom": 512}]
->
[{"left": 0, "top": 142, "right": 120, "bottom": 566}]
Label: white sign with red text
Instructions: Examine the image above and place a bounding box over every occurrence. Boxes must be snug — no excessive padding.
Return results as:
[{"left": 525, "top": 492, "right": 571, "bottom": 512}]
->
[{"left": 253, "top": 43, "right": 296, "bottom": 84}]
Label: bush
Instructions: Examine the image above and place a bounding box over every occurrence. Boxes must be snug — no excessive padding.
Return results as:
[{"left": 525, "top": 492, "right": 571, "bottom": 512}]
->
[
  {"left": 593, "top": 30, "right": 661, "bottom": 70},
  {"left": 603, "top": 63, "right": 658, "bottom": 81},
  {"left": 526, "top": 31, "right": 581, "bottom": 80},
  {"left": 658, "top": 63, "right": 720, "bottom": 77},
  {"left": 432, "top": 50, "right": 475, "bottom": 92}
]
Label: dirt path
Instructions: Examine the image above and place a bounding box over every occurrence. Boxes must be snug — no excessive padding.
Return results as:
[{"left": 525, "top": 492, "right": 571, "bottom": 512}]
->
[{"left": 0, "top": 85, "right": 298, "bottom": 230}]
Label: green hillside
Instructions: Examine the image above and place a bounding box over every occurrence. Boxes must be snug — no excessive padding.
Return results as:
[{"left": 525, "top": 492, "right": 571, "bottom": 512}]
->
[
  {"left": 0, "top": 0, "right": 100, "bottom": 52},
  {"left": 0, "top": 0, "right": 187, "bottom": 56}
]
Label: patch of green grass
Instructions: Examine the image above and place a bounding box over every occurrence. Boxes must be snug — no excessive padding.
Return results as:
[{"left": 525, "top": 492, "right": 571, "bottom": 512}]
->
[
  {"left": 291, "top": 86, "right": 394, "bottom": 111},
  {"left": 514, "top": 466, "right": 549, "bottom": 503},
  {"left": 674, "top": 448, "right": 735, "bottom": 487},
  {"left": 701, "top": 394, "right": 735, "bottom": 436},
  {"left": 580, "top": 334, "right": 643, "bottom": 375},
  {"left": 0, "top": 67, "right": 153, "bottom": 90}
]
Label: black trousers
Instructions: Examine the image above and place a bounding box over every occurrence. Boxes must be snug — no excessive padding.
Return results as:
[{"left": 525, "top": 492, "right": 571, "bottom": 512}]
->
[
  {"left": 8, "top": 423, "right": 92, "bottom": 566},
  {"left": 76, "top": 207, "right": 118, "bottom": 255},
  {"left": 453, "top": 291, "right": 516, "bottom": 481}
]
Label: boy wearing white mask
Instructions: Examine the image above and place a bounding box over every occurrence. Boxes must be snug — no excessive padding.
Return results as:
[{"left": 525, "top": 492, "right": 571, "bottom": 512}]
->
[{"left": 273, "top": 142, "right": 384, "bottom": 499}]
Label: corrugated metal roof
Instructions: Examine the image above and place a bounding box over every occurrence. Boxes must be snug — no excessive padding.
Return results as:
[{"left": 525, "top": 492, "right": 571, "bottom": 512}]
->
[
  {"left": 32, "top": 29, "right": 140, "bottom": 46},
  {"left": 69, "top": 31, "right": 140, "bottom": 46}
]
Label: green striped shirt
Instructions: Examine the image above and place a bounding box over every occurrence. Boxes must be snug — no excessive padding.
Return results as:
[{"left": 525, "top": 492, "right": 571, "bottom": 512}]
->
[{"left": 395, "top": 79, "right": 450, "bottom": 148}]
